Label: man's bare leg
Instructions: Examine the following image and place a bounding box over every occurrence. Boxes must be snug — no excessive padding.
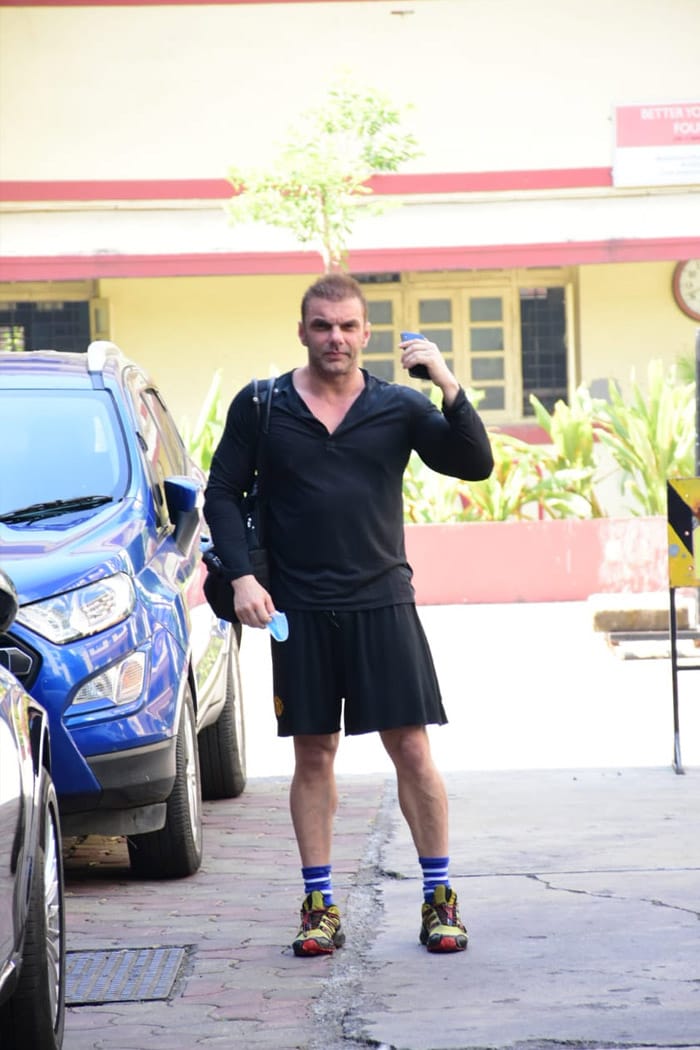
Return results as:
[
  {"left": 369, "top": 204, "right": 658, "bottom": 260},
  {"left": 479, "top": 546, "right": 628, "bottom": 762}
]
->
[
  {"left": 290, "top": 732, "right": 340, "bottom": 865},
  {"left": 380, "top": 725, "right": 448, "bottom": 855},
  {"left": 381, "top": 725, "right": 467, "bottom": 952},
  {"left": 290, "top": 733, "right": 345, "bottom": 956}
]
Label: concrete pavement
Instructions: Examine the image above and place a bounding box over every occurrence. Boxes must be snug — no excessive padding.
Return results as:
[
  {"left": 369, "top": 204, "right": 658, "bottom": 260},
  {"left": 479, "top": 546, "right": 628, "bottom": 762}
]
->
[
  {"left": 365, "top": 767, "right": 700, "bottom": 1049},
  {"left": 62, "top": 602, "right": 700, "bottom": 1049}
]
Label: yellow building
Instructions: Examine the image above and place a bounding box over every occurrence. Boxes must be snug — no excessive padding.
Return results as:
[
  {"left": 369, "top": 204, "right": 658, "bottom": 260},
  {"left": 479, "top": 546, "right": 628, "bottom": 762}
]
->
[{"left": 1, "top": 0, "right": 699, "bottom": 431}]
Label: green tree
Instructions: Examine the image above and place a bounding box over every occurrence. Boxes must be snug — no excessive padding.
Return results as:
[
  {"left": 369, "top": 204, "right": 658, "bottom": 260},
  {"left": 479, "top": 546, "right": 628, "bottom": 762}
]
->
[{"left": 226, "top": 78, "right": 421, "bottom": 272}]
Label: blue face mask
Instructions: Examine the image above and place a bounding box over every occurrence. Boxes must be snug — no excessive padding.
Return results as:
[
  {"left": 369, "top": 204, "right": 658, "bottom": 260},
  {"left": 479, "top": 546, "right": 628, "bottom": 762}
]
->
[{"left": 267, "top": 611, "right": 289, "bottom": 642}]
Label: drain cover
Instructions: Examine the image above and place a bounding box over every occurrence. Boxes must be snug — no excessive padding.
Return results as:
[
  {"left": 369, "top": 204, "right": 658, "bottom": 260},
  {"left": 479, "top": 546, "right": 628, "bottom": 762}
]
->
[{"left": 66, "top": 947, "right": 187, "bottom": 1006}]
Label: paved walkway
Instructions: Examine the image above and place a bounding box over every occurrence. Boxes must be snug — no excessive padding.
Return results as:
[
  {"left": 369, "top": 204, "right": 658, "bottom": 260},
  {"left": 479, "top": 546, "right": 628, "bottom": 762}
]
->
[
  {"left": 63, "top": 776, "right": 389, "bottom": 1049},
  {"left": 63, "top": 767, "right": 700, "bottom": 1050},
  {"left": 62, "top": 602, "right": 700, "bottom": 1049}
]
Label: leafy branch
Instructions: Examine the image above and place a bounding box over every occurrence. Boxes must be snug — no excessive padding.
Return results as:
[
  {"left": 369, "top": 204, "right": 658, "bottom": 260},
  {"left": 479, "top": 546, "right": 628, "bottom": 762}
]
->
[{"left": 226, "top": 77, "right": 421, "bottom": 271}]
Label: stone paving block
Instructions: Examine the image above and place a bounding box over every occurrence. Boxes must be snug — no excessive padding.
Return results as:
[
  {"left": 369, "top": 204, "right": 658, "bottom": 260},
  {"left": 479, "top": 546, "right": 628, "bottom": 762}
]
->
[{"left": 62, "top": 776, "right": 388, "bottom": 1050}]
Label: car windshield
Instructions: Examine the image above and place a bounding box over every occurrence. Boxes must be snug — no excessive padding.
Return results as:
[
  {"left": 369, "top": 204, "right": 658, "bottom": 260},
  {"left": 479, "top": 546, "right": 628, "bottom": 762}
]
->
[{"left": 0, "top": 390, "right": 130, "bottom": 517}]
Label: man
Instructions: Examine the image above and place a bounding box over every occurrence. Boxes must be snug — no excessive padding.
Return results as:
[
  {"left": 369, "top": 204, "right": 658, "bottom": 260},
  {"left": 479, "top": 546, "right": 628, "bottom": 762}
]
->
[{"left": 204, "top": 273, "right": 493, "bottom": 956}]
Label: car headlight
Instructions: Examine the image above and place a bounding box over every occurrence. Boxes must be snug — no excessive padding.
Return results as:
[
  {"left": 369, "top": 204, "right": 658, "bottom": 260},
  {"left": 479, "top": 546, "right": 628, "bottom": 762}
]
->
[
  {"left": 69, "top": 650, "right": 146, "bottom": 710},
  {"left": 17, "top": 573, "right": 135, "bottom": 643}
]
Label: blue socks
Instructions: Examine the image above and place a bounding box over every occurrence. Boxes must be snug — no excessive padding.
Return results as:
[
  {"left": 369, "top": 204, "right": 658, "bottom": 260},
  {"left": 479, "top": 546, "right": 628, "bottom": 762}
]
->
[
  {"left": 419, "top": 855, "right": 450, "bottom": 902},
  {"left": 303, "top": 859, "right": 449, "bottom": 905},
  {"left": 304, "top": 859, "right": 449, "bottom": 905},
  {"left": 302, "top": 864, "right": 333, "bottom": 905}
]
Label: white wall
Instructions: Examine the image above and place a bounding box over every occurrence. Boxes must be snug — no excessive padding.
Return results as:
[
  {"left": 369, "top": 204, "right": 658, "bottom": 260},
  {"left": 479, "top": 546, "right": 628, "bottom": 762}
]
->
[{"left": 2, "top": 0, "right": 699, "bottom": 180}]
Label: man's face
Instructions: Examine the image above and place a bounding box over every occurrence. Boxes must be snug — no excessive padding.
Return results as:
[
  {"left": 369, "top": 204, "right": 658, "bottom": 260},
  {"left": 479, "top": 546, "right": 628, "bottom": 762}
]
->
[{"left": 298, "top": 295, "right": 371, "bottom": 378}]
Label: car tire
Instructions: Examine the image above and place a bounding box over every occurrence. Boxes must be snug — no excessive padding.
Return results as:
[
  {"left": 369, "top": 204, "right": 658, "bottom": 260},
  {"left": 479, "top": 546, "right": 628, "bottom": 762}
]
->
[
  {"left": 199, "top": 639, "right": 247, "bottom": 800},
  {"left": 127, "top": 687, "right": 203, "bottom": 879},
  {"left": 0, "top": 773, "right": 66, "bottom": 1050}
]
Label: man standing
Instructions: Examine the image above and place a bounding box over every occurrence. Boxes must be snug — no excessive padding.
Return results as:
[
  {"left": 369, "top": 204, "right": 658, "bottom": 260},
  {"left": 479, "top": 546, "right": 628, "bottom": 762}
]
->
[{"left": 204, "top": 273, "right": 493, "bottom": 955}]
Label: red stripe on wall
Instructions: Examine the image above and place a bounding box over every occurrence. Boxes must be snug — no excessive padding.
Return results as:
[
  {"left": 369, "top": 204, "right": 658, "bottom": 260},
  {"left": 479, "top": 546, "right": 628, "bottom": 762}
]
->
[
  {"left": 1, "top": 238, "right": 697, "bottom": 281},
  {"left": 0, "top": 168, "right": 612, "bottom": 203},
  {"left": 0, "top": 180, "right": 233, "bottom": 202},
  {"left": 365, "top": 169, "right": 613, "bottom": 193}
]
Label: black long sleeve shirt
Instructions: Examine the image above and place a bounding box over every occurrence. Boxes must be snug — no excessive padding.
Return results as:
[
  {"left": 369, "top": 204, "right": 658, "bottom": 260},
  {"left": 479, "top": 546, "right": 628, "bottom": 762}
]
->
[{"left": 203, "top": 369, "right": 493, "bottom": 611}]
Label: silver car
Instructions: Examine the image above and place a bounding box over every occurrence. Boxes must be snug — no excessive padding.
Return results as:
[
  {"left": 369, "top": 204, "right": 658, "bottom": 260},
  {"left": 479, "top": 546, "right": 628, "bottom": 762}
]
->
[{"left": 0, "top": 568, "right": 65, "bottom": 1049}]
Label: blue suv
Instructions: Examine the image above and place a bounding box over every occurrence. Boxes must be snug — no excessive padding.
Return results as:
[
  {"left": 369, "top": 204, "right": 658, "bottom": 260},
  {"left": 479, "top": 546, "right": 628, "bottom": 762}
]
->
[{"left": 0, "top": 344, "right": 245, "bottom": 879}]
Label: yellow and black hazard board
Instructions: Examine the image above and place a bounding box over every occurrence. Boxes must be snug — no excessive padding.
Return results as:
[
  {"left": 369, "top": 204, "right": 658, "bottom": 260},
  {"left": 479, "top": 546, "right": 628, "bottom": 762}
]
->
[{"left": 667, "top": 477, "right": 700, "bottom": 587}]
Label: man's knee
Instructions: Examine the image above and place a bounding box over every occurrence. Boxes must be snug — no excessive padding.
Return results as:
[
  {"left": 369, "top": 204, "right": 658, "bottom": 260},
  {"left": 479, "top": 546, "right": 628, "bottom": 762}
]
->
[
  {"left": 381, "top": 725, "right": 433, "bottom": 772},
  {"left": 293, "top": 732, "right": 340, "bottom": 774}
]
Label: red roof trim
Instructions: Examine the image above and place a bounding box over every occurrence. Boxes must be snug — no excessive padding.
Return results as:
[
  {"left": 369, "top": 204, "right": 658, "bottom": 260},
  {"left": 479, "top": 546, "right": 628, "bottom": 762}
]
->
[
  {"left": 1, "top": 238, "right": 698, "bottom": 281},
  {"left": 0, "top": 169, "right": 612, "bottom": 203}
]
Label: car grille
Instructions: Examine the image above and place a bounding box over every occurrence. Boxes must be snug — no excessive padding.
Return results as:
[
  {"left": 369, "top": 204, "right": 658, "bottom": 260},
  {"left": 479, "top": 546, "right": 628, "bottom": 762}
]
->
[{"left": 0, "top": 632, "right": 40, "bottom": 689}]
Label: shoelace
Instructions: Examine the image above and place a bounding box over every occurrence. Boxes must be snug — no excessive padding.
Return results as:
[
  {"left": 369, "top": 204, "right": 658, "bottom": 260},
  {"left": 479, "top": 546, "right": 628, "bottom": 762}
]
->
[
  {"left": 302, "top": 909, "right": 338, "bottom": 934},
  {"left": 429, "top": 901, "right": 459, "bottom": 927}
]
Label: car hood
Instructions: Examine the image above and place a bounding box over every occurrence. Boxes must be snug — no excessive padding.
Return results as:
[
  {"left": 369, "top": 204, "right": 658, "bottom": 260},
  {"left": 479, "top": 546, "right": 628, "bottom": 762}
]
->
[{"left": 0, "top": 498, "right": 151, "bottom": 604}]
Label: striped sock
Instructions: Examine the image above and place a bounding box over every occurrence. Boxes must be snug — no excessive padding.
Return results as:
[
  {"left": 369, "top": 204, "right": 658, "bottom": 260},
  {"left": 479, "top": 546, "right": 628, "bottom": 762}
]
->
[
  {"left": 419, "top": 855, "right": 450, "bottom": 902},
  {"left": 302, "top": 864, "right": 333, "bottom": 906}
]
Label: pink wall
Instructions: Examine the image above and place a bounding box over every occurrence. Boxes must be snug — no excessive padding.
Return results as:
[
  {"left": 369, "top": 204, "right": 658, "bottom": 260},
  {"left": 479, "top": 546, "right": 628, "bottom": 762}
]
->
[{"left": 405, "top": 517, "right": 668, "bottom": 604}]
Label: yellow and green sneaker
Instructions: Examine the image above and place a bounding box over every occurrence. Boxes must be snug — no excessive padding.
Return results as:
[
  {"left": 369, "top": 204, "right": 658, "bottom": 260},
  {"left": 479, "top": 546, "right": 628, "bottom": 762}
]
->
[
  {"left": 420, "top": 884, "right": 468, "bottom": 953},
  {"left": 292, "top": 890, "right": 345, "bottom": 957}
]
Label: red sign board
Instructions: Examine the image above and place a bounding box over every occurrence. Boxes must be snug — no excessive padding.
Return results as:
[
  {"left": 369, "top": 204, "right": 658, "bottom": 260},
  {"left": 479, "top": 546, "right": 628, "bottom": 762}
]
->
[
  {"left": 616, "top": 103, "right": 700, "bottom": 147},
  {"left": 614, "top": 101, "right": 700, "bottom": 186}
]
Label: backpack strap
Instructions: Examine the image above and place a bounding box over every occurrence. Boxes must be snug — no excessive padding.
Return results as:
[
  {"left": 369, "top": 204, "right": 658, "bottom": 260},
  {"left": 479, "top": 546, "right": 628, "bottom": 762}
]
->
[
  {"left": 247, "top": 380, "right": 275, "bottom": 543},
  {"left": 250, "top": 378, "right": 274, "bottom": 471},
  {"left": 262, "top": 376, "right": 274, "bottom": 435}
]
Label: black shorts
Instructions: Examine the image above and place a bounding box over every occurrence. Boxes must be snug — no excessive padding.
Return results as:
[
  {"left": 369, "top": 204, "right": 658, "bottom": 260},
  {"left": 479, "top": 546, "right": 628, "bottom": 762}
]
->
[{"left": 270, "top": 604, "right": 447, "bottom": 737}]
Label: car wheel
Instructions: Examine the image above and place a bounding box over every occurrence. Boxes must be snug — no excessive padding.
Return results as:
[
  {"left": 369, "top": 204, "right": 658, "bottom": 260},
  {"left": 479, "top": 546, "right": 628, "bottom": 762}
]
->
[
  {"left": 127, "top": 686, "right": 203, "bottom": 879},
  {"left": 199, "top": 638, "right": 247, "bottom": 800},
  {"left": 0, "top": 773, "right": 66, "bottom": 1050}
]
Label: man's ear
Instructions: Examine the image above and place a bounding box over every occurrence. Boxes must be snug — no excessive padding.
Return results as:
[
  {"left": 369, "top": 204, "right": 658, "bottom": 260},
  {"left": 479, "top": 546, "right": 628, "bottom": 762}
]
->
[{"left": 298, "top": 320, "right": 307, "bottom": 346}]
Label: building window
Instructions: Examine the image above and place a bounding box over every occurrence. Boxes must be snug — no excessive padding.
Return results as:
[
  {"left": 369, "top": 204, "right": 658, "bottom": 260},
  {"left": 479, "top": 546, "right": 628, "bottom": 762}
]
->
[
  {"left": 418, "top": 298, "right": 455, "bottom": 377},
  {"left": 467, "top": 296, "right": 505, "bottom": 410},
  {"left": 364, "top": 274, "right": 572, "bottom": 422},
  {"left": 520, "top": 287, "right": 567, "bottom": 415},
  {"left": 364, "top": 297, "right": 400, "bottom": 382},
  {"left": 0, "top": 301, "right": 91, "bottom": 353}
]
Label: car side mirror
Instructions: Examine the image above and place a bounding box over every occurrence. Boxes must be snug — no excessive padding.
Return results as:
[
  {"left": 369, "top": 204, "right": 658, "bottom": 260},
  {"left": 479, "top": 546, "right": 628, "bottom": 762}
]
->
[
  {"left": 0, "top": 568, "right": 19, "bottom": 633},
  {"left": 164, "top": 476, "right": 201, "bottom": 556}
]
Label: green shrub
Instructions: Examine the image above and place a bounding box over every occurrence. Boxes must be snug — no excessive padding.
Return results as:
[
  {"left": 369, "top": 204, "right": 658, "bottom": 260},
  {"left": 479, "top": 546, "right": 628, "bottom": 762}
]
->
[{"left": 594, "top": 360, "right": 695, "bottom": 516}]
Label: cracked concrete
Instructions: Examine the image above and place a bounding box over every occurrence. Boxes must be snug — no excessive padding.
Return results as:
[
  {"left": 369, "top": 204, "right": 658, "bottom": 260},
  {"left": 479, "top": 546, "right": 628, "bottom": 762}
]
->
[
  {"left": 356, "top": 768, "right": 700, "bottom": 1050},
  {"left": 527, "top": 871, "right": 700, "bottom": 922},
  {"left": 307, "top": 777, "right": 399, "bottom": 1050}
]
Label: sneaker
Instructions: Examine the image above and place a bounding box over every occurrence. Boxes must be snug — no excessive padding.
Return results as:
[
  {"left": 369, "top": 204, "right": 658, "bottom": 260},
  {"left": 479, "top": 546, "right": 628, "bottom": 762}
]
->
[
  {"left": 292, "top": 890, "right": 345, "bottom": 957},
  {"left": 420, "top": 884, "right": 468, "bottom": 953}
]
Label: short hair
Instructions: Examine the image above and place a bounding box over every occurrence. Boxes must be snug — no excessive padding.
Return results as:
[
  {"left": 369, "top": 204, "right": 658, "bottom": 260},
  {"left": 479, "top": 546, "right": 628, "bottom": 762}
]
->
[{"left": 300, "top": 273, "right": 368, "bottom": 323}]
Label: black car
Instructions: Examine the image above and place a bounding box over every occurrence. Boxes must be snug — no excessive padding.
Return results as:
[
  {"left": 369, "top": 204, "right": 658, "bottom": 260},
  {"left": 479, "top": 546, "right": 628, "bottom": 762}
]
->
[{"left": 0, "top": 568, "right": 66, "bottom": 1050}]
